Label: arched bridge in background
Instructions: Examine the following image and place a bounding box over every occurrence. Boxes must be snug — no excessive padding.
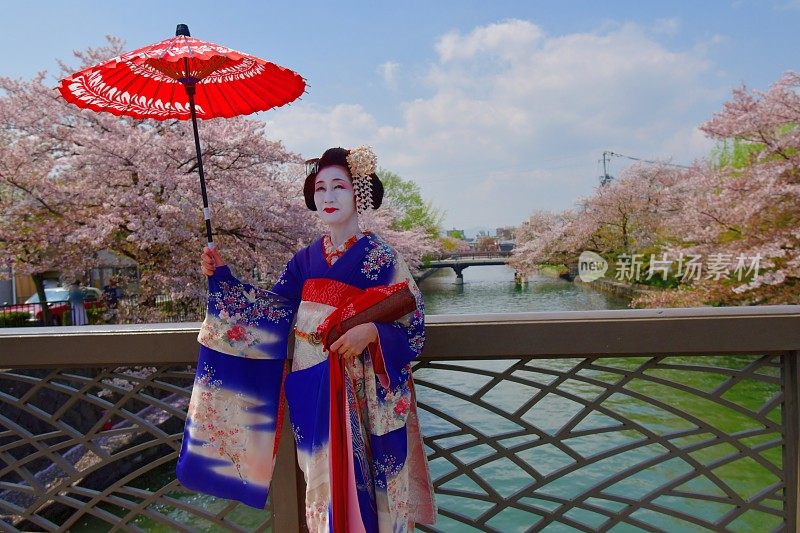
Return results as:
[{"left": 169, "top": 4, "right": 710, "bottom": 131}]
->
[{"left": 416, "top": 251, "right": 513, "bottom": 283}]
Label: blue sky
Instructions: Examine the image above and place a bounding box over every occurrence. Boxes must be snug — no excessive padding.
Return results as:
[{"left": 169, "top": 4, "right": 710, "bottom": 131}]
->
[{"left": 3, "top": 1, "right": 799, "bottom": 233}]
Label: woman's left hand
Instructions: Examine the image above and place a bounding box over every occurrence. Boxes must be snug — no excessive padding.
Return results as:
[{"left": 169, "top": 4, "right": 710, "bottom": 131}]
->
[{"left": 329, "top": 322, "right": 378, "bottom": 359}]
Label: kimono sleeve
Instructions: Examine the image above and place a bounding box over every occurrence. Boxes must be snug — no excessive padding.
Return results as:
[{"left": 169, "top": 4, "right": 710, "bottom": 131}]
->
[
  {"left": 178, "top": 259, "right": 301, "bottom": 509},
  {"left": 197, "top": 261, "right": 299, "bottom": 359},
  {"left": 368, "top": 252, "right": 425, "bottom": 391}
]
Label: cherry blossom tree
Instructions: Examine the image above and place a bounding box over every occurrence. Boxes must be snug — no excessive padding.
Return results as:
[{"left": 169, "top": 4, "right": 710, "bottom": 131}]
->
[
  {"left": 634, "top": 72, "right": 800, "bottom": 306},
  {"left": 0, "top": 38, "right": 439, "bottom": 321},
  {"left": 511, "top": 163, "right": 684, "bottom": 279},
  {"left": 0, "top": 73, "right": 104, "bottom": 324},
  {"left": 509, "top": 210, "right": 574, "bottom": 275},
  {"left": 0, "top": 38, "right": 314, "bottom": 318}
]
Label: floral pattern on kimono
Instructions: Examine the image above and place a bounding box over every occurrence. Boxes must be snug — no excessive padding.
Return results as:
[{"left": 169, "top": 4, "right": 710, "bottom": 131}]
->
[{"left": 197, "top": 271, "right": 294, "bottom": 358}]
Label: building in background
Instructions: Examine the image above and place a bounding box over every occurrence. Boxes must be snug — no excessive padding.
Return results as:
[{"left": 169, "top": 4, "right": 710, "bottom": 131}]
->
[
  {"left": 495, "top": 227, "right": 516, "bottom": 240},
  {"left": 0, "top": 251, "right": 139, "bottom": 304}
]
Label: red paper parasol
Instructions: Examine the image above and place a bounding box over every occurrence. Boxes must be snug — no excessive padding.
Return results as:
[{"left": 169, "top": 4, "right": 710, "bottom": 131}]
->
[{"left": 59, "top": 24, "right": 305, "bottom": 247}]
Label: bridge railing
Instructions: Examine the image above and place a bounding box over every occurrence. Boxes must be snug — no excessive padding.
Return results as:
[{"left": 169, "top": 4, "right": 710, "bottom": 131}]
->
[
  {"left": 1, "top": 305, "right": 799, "bottom": 532},
  {"left": 431, "top": 251, "right": 512, "bottom": 260}
]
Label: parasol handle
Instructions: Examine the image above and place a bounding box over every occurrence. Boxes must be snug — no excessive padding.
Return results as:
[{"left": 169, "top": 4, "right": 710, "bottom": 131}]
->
[{"left": 183, "top": 83, "right": 214, "bottom": 248}]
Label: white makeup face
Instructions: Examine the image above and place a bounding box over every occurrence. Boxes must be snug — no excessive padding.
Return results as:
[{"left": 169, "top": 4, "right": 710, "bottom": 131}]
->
[{"left": 313, "top": 165, "right": 357, "bottom": 225}]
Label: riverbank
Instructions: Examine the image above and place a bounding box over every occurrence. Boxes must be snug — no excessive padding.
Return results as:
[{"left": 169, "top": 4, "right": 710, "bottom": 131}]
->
[
  {"left": 533, "top": 264, "right": 655, "bottom": 303},
  {"left": 573, "top": 276, "right": 659, "bottom": 302}
]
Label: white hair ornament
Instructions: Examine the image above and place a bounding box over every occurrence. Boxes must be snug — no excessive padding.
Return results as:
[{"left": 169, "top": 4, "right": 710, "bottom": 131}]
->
[{"left": 346, "top": 145, "right": 377, "bottom": 214}]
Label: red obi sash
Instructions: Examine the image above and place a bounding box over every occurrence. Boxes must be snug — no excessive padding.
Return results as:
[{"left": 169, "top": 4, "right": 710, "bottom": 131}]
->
[{"left": 300, "top": 277, "right": 410, "bottom": 532}]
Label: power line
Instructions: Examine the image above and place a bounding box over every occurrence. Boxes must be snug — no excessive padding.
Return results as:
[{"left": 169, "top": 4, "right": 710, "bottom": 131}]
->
[
  {"left": 603, "top": 151, "right": 691, "bottom": 169},
  {"left": 598, "top": 150, "right": 691, "bottom": 186}
]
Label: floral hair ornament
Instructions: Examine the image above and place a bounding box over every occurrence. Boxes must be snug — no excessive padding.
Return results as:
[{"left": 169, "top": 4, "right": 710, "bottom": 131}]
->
[{"left": 346, "top": 145, "right": 378, "bottom": 214}]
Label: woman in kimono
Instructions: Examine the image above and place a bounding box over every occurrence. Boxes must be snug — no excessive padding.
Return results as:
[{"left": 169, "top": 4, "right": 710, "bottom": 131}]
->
[{"left": 179, "top": 146, "right": 436, "bottom": 532}]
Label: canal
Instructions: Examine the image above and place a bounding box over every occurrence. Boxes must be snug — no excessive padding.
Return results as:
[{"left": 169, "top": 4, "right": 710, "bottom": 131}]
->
[{"left": 418, "top": 265, "right": 630, "bottom": 314}]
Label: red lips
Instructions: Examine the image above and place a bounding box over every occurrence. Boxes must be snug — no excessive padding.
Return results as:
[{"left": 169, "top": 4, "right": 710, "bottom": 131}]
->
[{"left": 323, "top": 208, "right": 338, "bottom": 213}]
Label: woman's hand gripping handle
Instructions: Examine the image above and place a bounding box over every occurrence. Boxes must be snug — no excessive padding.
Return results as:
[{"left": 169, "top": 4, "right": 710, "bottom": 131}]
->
[{"left": 200, "top": 246, "right": 226, "bottom": 277}]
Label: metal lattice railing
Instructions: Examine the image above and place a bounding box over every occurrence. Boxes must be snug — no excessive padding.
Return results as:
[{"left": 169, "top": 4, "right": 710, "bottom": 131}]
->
[
  {"left": 413, "top": 354, "right": 788, "bottom": 532},
  {"left": 0, "top": 305, "right": 799, "bottom": 532},
  {"left": 0, "top": 365, "right": 274, "bottom": 532}
]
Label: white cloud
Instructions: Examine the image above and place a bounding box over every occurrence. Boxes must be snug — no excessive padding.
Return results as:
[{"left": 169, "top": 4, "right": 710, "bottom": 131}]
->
[
  {"left": 435, "top": 19, "right": 544, "bottom": 62},
  {"left": 265, "top": 103, "right": 398, "bottom": 157},
  {"left": 265, "top": 19, "right": 727, "bottom": 229},
  {"left": 378, "top": 61, "right": 400, "bottom": 90},
  {"left": 662, "top": 125, "right": 717, "bottom": 165}
]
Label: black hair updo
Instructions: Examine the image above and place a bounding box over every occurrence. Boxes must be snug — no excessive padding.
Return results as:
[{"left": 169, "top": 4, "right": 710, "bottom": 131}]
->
[{"left": 303, "top": 147, "right": 384, "bottom": 211}]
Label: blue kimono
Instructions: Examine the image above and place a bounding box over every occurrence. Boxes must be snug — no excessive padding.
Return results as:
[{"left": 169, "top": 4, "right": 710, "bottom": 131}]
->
[{"left": 177, "top": 231, "right": 436, "bottom": 532}]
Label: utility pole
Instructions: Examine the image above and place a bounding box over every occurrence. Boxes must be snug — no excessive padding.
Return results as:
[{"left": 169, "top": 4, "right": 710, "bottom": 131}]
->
[{"left": 599, "top": 151, "right": 613, "bottom": 186}]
